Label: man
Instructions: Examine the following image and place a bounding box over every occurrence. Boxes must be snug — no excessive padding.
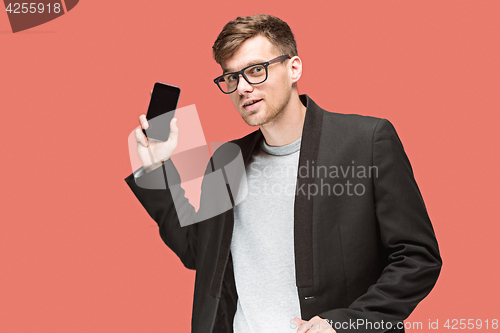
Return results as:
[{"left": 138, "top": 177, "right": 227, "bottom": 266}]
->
[{"left": 125, "top": 14, "right": 441, "bottom": 333}]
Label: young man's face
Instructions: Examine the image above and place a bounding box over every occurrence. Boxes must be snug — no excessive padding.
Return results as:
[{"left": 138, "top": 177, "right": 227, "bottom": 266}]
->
[{"left": 221, "top": 35, "right": 293, "bottom": 127}]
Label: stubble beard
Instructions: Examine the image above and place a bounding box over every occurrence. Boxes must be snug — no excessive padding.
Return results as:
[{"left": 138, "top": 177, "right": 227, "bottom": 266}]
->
[{"left": 241, "top": 89, "right": 292, "bottom": 127}]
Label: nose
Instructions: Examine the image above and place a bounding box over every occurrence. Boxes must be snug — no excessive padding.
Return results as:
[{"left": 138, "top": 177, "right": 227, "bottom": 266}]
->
[{"left": 235, "top": 74, "right": 254, "bottom": 94}]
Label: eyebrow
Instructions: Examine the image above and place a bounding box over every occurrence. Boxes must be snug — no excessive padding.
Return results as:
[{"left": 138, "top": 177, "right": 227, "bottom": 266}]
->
[{"left": 222, "top": 58, "right": 267, "bottom": 74}]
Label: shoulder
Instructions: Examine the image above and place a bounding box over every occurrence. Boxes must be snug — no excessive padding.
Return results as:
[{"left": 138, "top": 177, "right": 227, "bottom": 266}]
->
[
  {"left": 304, "top": 94, "right": 391, "bottom": 136},
  {"left": 323, "top": 109, "right": 389, "bottom": 134},
  {"left": 311, "top": 99, "right": 402, "bottom": 149},
  {"left": 318, "top": 109, "right": 398, "bottom": 147}
]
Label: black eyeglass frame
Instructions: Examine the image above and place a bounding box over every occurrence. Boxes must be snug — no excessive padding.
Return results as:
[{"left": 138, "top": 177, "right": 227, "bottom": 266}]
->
[{"left": 213, "top": 55, "right": 291, "bottom": 94}]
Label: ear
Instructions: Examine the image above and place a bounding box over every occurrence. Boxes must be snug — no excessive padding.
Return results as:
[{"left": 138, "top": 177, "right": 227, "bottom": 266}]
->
[{"left": 289, "top": 56, "right": 303, "bottom": 84}]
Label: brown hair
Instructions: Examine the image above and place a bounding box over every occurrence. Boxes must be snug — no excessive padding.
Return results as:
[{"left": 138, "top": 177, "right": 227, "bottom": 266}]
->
[{"left": 212, "top": 14, "right": 298, "bottom": 65}]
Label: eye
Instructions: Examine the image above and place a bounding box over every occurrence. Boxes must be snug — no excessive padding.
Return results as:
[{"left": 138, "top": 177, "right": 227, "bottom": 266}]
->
[
  {"left": 250, "top": 66, "right": 264, "bottom": 74},
  {"left": 225, "top": 74, "right": 237, "bottom": 82}
]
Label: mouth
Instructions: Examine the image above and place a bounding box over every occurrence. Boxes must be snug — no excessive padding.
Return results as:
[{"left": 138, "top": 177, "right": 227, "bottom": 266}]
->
[{"left": 242, "top": 98, "right": 263, "bottom": 112}]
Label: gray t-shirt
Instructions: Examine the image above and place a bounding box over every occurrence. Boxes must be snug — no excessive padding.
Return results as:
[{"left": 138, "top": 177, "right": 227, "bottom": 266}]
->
[{"left": 231, "top": 136, "right": 302, "bottom": 333}]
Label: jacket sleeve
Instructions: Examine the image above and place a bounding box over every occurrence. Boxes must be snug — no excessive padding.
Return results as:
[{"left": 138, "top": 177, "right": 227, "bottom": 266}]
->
[
  {"left": 124, "top": 158, "right": 198, "bottom": 270},
  {"left": 318, "top": 118, "right": 442, "bottom": 332}
]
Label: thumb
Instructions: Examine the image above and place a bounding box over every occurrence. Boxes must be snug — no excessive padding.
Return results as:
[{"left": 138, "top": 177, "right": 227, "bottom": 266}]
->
[{"left": 168, "top": 118, "right": 179, "bottom": 142}]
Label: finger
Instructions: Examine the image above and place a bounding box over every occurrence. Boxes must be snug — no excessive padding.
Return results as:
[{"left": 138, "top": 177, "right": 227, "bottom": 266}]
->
[
  {"left": 168, "top": 118, "right": 179, "bottom": 142},
  {"left": 293, "top": 318, "right": 303, "bottom": 325},
  {"left": 296, "top": 319, "right": 312, "bottom": 333},
  {"left": 135, "top": 127, "right": 149, "bottom": 147},
  {"left": 296, "top": 324, "right": 307, "bottom": 333},
  {"left": 295, "top": 320, "right": 305, "bottom": 333},
  {"left": 139, "top": 114, "right": 149, "bottom": 129}
]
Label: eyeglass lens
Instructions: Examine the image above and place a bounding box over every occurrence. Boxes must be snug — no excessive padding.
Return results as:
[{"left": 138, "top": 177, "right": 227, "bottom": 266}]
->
[{"left": 218, "top": 64, "right": 267, "bottom": 93}]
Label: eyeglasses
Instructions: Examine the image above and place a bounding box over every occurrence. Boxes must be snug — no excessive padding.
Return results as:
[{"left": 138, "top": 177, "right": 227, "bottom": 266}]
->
[{"left": 214, "top": 55, "right": 291, "bottom": 94}]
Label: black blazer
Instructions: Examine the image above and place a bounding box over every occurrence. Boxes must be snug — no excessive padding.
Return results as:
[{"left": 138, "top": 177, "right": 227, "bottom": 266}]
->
[{"left": 125, "top": 95, "right": 441, "bottom": 333}]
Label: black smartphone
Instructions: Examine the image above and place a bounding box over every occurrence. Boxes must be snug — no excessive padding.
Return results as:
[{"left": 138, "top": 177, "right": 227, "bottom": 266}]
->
[{"left": 143, "top": 82, "right": 181, "bottom": 142}]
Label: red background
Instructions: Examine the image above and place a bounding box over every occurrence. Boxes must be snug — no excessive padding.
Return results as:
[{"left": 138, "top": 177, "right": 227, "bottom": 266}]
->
[{"left": 1, "top": 1, "right": 499, "bottom": 332}]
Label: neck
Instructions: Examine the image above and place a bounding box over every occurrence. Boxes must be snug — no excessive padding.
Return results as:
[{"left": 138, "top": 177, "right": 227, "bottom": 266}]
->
[{"left": 259, "top": 92, "right": 307, "bottom": 147}]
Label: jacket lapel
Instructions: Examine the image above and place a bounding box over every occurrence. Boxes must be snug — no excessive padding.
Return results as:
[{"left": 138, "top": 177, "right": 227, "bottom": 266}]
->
[{"left": 294, "top": 95, "right": 323, "bottom": 288}]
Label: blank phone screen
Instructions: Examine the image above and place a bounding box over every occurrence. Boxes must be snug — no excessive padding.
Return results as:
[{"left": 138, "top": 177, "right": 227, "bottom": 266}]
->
[{"left": 145, "top": 82, "right": 180, "bottom": 142}]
